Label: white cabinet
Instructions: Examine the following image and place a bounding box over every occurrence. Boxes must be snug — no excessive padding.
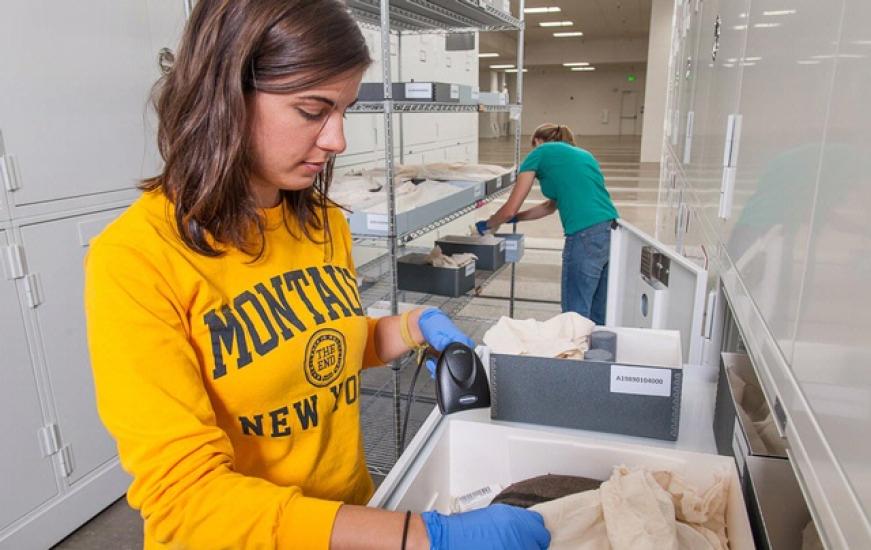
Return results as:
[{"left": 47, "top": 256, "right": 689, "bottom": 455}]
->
[
  {"left": 17, "top": 209, "right": 127, "bottom": 485},
  {"left": 0, "top": 228, "right": 59, "bottom": 532},
  {"left": 607, "top": 220, "right": 708, "bottom": 367},
  {"left": 0, "top": 1, "right": 184, "bottom": 208},
  {"left": 723, "top": 0, "right": 842, "bottom": 360}
]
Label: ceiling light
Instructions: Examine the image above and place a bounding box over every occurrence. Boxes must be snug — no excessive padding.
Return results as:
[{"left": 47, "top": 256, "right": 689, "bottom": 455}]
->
[
  {"left": 754, "top": 22, "right": 781, "bottom": 28},
  {"left": 763, "top": 10, "right": 796, "bottom": 16},
  {"left": 478, "top": 53, "right": 499, "bottom": 58},
  {"left": 489, "top": 64, "right": 514, "bottom": 69},
  {"left": 743, "top": 56, "right": 762, "bottom": 61},
  {"left": 554, "top": 32, "right": 584, "bottom": 37},
  {"left": 851, "top": 40, "right": 871, "bottom": 45},
  {"left": 505, "top": 68, "right": 528, "bottom": 73},
  {"left": 797, "top": 60, "right": 821, "bottom": 65},
  {"left": 732, "top": 25, "right": 747, "bottom": 30},
  {"left": 540, "top": 21, "right": 573, "bottom": 27},
  {"left": 524, "top": 7, "right": 561, "bottom": 13},
  {"left": 571, "top": 67, "right": 596, "bottom": 71},
  {"left": 562, "top": 62, "right": 590, "bottom": 66}
]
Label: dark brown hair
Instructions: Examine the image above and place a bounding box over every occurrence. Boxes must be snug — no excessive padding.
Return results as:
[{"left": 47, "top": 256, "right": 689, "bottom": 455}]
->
[
  {"left": 531, "top": 123, "right": 576, "bottom": 146},
  {"left": 142, "top": 0, "right": 371, "bottom": 257}
]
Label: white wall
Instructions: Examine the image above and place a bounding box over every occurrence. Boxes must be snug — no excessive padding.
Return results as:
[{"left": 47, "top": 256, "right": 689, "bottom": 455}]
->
[
  {"left": 519, "top": 65, "right": 647, "bottom": 136},
  {"left": 639, "top": 0, "right": 675, "bottom": 162}
]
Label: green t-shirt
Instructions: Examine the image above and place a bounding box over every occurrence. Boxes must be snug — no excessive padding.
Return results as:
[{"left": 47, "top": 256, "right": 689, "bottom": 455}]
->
[{"left": 518, "top": 142, "right": 618, "bottom": 235}]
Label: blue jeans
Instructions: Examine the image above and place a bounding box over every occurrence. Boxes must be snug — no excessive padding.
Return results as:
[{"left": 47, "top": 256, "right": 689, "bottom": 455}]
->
[{"left": 561, "top": 221, "right": 612, "bottom": 325}]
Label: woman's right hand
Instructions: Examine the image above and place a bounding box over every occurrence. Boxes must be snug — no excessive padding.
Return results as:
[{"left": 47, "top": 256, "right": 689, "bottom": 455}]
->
[{"left": 422, "top": 504, "right": 551, "bottom": 549}]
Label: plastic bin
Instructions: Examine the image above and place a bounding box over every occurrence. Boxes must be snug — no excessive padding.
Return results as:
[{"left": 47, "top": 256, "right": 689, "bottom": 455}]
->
[
  {"left": 435, "top": 235, "right": 506, "bottom": 271},
  {"left": 397, "top": 253, "right": 476, "bottom": 297},
  {"left": 494, "top": 233, "right": 524, "bottom": 262}
]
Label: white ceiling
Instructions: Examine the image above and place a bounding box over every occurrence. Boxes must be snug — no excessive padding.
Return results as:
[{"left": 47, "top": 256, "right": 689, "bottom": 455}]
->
[
  {"left": 518, "top": 0, "right": 652, "bottom": 41},
  {"left": 480, "top": 1, "right": 652, "bottom": 66}
]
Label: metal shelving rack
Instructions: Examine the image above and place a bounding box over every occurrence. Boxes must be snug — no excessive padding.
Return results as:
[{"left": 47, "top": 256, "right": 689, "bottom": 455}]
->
[{"left": 346, "top": 0, "right": 526, "bottom": 460}]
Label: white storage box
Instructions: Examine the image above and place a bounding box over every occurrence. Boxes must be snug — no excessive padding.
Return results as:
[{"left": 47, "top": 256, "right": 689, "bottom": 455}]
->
[{"left": 370, "top": 415, "right": 754, "bottom": 549}]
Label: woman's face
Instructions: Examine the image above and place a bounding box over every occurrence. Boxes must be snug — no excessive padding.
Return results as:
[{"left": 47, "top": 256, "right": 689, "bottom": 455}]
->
[{"left": 247, "top": 68, "right": 364, "bottom": 207}]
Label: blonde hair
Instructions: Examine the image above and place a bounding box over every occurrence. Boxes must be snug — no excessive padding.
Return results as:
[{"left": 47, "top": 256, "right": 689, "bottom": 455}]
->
[{"left": 531, "top": 123, "right": 575, "bottom": 146}]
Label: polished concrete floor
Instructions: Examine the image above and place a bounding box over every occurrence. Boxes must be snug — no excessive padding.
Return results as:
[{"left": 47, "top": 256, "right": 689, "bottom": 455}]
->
[{"left": 52, "top": 134, "right": 659, "bottom": 549}]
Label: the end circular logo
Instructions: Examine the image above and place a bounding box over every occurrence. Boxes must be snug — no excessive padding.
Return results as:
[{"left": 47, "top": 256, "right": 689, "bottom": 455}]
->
[{"left": 304, "top": 328, "right": 346, "bottom": 388}]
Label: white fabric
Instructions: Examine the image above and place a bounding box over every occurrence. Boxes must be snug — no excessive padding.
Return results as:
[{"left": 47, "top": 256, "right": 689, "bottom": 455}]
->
[
  {"left": 482, "top": 313, "right": 596, "bottom": 359},
  {"left": 424, "top": 245, "right": 476, "bottom": 269},
  {"left": 726, "top": 366, "right": 787, "bottom": 456},
  {"left": 531, "top": 467, "right": 729, "bottom": 550}
]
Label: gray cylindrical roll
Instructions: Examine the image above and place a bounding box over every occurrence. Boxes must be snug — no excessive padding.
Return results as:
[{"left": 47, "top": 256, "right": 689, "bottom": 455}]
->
[
  {"left": 590, "top": 330, "right": 617, "bottom": 357},
  {"left": 583, "top": 348, "right": 614, "bottom": 362}
]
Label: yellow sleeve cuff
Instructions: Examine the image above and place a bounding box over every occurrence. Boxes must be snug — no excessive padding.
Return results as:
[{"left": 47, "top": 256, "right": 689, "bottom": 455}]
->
[
  {"left": 276, "top": 496, "right": 343, "bottom": 550},
  {"left": 362, "top": 317, "right": 385, "bottom": 368}
]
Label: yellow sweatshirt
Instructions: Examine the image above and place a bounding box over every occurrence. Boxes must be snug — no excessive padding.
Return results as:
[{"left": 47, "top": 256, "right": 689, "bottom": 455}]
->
[{"left": 84, "top": 190, "right": 383, "bottom": 549}]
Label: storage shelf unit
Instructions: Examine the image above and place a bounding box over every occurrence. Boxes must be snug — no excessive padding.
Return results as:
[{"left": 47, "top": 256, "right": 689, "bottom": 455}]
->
[
  {"left": 347, "top": 0, "right": 525, "bottom": 463},
  {"left": 347, "top": 0, "right": 522, "bottom": 33},
  {"left": 351, "top": 183, "right": 515, "bottom": 243},
  {"left": 348, "top": 101, "right": 518, "bottom": 113}
]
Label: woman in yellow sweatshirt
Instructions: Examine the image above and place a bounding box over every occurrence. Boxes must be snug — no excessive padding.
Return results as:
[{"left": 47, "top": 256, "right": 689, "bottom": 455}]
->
[{"left": 84, "top": 1, "right": 549, "bottom": 549}]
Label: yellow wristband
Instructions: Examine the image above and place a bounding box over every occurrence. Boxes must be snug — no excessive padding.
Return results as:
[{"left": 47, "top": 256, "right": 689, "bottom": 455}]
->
[{"left": 400, "top": 310, "right": 426, "bottom": 351}]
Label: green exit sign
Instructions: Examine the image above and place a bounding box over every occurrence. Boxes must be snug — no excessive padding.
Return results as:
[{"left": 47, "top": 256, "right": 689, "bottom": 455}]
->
[{"left": 627, "top": 74, "right": 637, "bottom": 82}]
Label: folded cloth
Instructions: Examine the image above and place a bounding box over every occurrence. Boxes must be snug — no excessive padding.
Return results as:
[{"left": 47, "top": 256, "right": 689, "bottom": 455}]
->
[
  {"left": 482, "top": 312, "right": 596, "bottom": 358},
  {"left": 532, "top": 466, "right": 730, "bottom": 550},
  {"left": 425, "top": 245, "right": 476, "bottom": 269},
  {"left": 726, "top": 366, "right": 787, "bottom": 456},
  {"left": 364, "top": 180, "right": 465, "bottom": 214}
]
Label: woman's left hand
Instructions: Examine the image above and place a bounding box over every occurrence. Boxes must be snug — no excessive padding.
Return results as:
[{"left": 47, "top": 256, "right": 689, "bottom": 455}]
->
[{"left": 418, "top": 308, "right": 476, "bottom": 377}]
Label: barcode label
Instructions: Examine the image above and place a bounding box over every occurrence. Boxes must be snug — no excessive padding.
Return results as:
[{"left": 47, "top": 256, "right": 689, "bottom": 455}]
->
[
  {"left": 498, "top": 240, "right": 505, "bottom": 251},
  {"left": 458, "top": 485, "right": 493, "bottom": 505},
  {"left": 465, "top": 262, "right": 475, "bottom": 276},
  {"left": 505, "top": 240, "right": 518, "bottom": 251}
]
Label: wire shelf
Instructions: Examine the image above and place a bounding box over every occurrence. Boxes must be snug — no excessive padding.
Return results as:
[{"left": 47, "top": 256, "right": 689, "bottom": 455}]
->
[
  {"left": 350, "top": 183, "right": 515, "bottom": 243},
  {"left": 347, "top": 101, "right": 516, "bottom": 113},
  {"left": 347, "top": 0, "right": 522, "bottom": 33}
]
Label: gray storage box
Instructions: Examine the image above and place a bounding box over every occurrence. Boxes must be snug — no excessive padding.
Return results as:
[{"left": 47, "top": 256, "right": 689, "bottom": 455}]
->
[
  {"left": 745, "top": 455, "right": 814, "bottom": 550},
  {"left": 397, "top": 253, "right": 476, "bottom": 297},
  {"left": 357, "top": 82, "right": 460, "bottom": 103},
  {"left": 397, "top": 82, "right": 459, "bottom": 103},
  {"left": 490, "top": 327, "right": 683, "bottom": 441},
  {"left": 357, "top": 82, "right": 388, "bottom": 101},
  {"left": 494, "top": 233, "right": 524, "bottom": 262},
  {"left": 450, "top": 179, "right": 485, "bottom": 201},
  {"left": 435, "top": 235, "right": 506, "bottom": 271},
  {"left": 347, "top": 184, "right": 476, "bottom": 237},
  {"left": 713, "top": 353, "right": 786, "bottom": 480},
  {"left": 458, "top": 85, "right": 479, "bottom": 105},
  {"left": 500, "top": 168, "right": 515, "bottom": 188},
  {"left": 484, "top": 175, "right": 501, "bottom": 195}
]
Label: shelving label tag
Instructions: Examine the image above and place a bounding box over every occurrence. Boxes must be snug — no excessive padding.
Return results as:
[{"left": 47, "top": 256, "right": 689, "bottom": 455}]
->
[
  {"left": 405, "top": 82, "right": 433, "bottom": 99},
  {"left": 450, "top": 84, "right": 460, "bottom": 99},
  {"left": 505, "top": 240, "right": 517, "bottom": 251},
  {"left": 367, "top": 214, "right": 388, "bottom": 231},
  {"left": 609, "top": 365, "right": 671, "bottom": 397},
  {"left": 464, "top": 262, "right": 475, "bottom": 276}
]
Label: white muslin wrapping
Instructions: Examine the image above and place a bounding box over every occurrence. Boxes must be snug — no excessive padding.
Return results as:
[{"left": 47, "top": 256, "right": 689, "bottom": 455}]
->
[
  {"left": 532, "top": 466, "right": 730, "bottom": 550},
  {"left": 482, "top": 312, "right": 596, "bottom": 359}
]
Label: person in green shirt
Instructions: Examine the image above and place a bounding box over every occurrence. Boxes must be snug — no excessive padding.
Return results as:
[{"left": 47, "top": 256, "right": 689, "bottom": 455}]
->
[{"left": 476, "top": 123, "right": 619, "bottom": 324}]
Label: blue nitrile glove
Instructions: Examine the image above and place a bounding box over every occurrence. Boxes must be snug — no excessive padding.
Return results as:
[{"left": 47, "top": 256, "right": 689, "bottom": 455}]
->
[
  {"left": 508, "top": 215, "right": 519, "bottom": 224},
  {"left": 475, "top": 220, "right": 490, "bottom": 235},
  {"left": 422, "top": 504, "right": 551, "bottom": 550},
  {"left": 418, "top": 308, "right": 476, "bottom": 378}
]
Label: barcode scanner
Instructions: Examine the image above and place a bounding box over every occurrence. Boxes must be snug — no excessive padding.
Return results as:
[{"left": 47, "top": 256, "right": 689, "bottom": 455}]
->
[{"left": 434, "top": 343, "right": 491, "bottom": 415}]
